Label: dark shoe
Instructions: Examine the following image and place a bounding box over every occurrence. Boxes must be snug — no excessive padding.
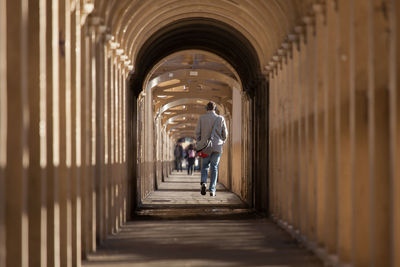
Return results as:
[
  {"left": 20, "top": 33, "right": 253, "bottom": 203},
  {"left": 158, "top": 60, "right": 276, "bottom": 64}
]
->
[
  {"left": 201, "top": 183, "right": 207, "bottom": 195},
  {"left": 210, "top": 191, "right": 216, "bottom": 197}
]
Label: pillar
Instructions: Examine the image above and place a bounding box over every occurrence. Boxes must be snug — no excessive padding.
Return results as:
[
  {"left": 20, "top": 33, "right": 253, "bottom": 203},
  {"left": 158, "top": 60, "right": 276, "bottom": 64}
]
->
[
  {"left": 80, "top": 21, "right": 89, "bottom": 257},
  {"left": 390, "top": 1, "right": 400, "bottom": 266},
  {"left": 0, "top": 0, "right": 6, "bottom": 264},
  {"left": 314, "top": 3, "right": 327, "bottom": 247},
  {"left": 336, "top": 0, "right": 353, "bottom": 262},
  {"left": 271, "top": 66, "right": 279, "bottom": 218},
  {"left": 268, "top": 71, "right": 275, "bottom": 215},
  {"left": 46, "top": 0, "right": 61, "bottom": 266},
  {"left": 280, "top": 52, "right": 290, "bottom": 225},
  {"left": 122, "top": 67, "right": 128, "bottom": 223},
  {"left": 273, "top": 60, "right": 281, "bottom": 220},
  {"left": 59, "top": 0, "right": 73, "bottom": 266},
  {"left": 70, "top": 1, "right": 82, "bottom": 266},
  {"left": 297, "top": 24, "right": 308, "bottom": 239},
  {"left": 103, "top": 43, "right": 109, "bottom": 239},
  {"left": 286, "top": 42, "right": 295, "bottom": 227},
  {"left": 114, "top": 55, "right": 120, "bottom": 231},
  {"left": 28, "top": 0, "right": 48, "bottom": 266},
  {"left": 5, "top": 0, "right": 29, "bottom": 266},
  {"left": 109, "top": 49, "right": 116, "bottom": 234},
  {"left": 106, "top": 46, "right": 113, "bottom": 235},
  {"left": 323, "top": 0, "right": 338, "bottom": 254},
  {"left": 89, "top": 22, "right": 97, "bottom": 253},
  {"left": 352, "top": 0, "right": 372, "bottom": 265},
  {"left": 291, "top": 36, "right": 301, "bottom": 232},
  {"left": 369, "top": 0, "right": 391, "bottom": 265},
  {"left": 268, "top": 71, "right": 276, "bottom": 216},
  {"left": 305, "top": 16, "right": 317, "bottom": 242},
  {"left": 95, "top": 24, "right": 106, "bottom": 244},
  {"left": 117, "top": 63, "right": 123, "bottom": 227}
]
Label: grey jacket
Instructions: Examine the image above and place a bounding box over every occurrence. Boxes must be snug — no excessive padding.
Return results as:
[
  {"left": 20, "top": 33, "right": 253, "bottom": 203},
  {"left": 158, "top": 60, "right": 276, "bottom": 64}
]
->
[{"left": 195, "top": 111, "right": 228, "bottom": 153}]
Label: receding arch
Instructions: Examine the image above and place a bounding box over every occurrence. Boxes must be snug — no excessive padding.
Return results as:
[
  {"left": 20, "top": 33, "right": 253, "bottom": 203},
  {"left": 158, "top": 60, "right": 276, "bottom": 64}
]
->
[
  {"left": 156, "top": 98, "right": 228, "bottom": 119},
  {"left": 129, "top": 17, "right": 262, "bottom": 96}
]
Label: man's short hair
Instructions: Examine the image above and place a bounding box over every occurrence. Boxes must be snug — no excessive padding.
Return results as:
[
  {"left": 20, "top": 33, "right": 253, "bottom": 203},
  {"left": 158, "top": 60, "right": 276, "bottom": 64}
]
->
[{"left": 206, "top": 102, "right": 216, "bottom": 111}]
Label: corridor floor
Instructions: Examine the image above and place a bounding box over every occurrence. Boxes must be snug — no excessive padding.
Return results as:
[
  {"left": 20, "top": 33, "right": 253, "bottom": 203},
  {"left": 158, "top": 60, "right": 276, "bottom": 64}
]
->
[
  {"left": 140, "top": 171, "right": 245, "bottom": 208},
  {"left": 83, "top": 172, "right": 323, "bottom": 267}
]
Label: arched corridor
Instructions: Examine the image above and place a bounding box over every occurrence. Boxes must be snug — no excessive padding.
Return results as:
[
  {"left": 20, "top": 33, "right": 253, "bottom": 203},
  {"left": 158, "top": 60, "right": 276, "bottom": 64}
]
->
[{"left": 1, "top": 0, "right": 399, "bottom": 266}]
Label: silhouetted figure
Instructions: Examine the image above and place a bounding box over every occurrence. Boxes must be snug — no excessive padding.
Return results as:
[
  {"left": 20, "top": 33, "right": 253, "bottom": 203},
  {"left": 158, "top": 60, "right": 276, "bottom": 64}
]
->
[
  {"left": 186, "top": 144, "right": 196, "bottom": 175},
  {"left": 174, "top": 142, "right": 184, "bottom": 172}
]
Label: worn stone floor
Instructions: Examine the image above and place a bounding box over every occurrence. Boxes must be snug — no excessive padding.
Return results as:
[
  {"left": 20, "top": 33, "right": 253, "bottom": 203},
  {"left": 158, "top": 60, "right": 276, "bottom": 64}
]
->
[
  {"left": 139, "top": 172, "right": 245, "bottom": 208},
  {"left": 83, "top": 172, "right": 323, "bottom": 267}
]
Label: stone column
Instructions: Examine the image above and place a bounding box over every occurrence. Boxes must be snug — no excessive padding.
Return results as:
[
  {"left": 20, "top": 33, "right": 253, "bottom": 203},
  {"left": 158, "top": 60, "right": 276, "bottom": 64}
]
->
[
  {"left": 336, "top": 0, "right": 353, "bottom": 263},
  {"left": 296, "top": 24, "right": 309, "bottom": 238},
  {"left": 27, "top": 0, "right": 48, "bottom": 266},
  {"left": 80, "top": 21, "right": 90, "bottom": 258},
  {"left": 70, "top": 1, "right": 82, "bottom": 266},
  {"left": 270, "top": 67, "right": 278, "bottom": 217},
  {"left": 5, "top": 1, "right": 29, "bottom": 267},
  {"left": 122, "top": 67, "right": 127, "bottom": 223},
  {"left": 269, "top": 68, "right": 276, "bottom": 216},
  {"left": 291, "top": 35, "right": 301, "bottom": 232},
  {"left": 109, "top": 50, "right": 116, "bottom": 234},
  {"left": 280, "top": 51, "right": 290, "bottom": 224},
  {"left": 98, "top": 33, "right": 110, "bottom": 243},
  {"left": 304, "top": 16, "right": 317, "bottom": 242},
  {"left": 88, "top": 22, "right": 97, "bottom": 253},
  {"left": 323, "top": 0, "right": 338, "bottom": 254},
  {"left": 93, "top": 20, "right": 106, "bottom": 245},
  {"left": 267, "top": 70, "right": 274, "bottom": 215},
  {"left": 259, "top": 75, "right": 269, "bottom": 212},
  {"left": 352, "top": 0, "right": 372, "bottom": 264},
  {"left": 103, "top": 43, "right": 110, "bottom": 237},
  {"left": 313, "top": 3, "right": 327, "bottom": 247},
  {"left": 286, "top": 41, "right": 296, "bottom": 227},
  {"left": 114, "top": 57, "right": 120, "bottom": 231},
  {"left": 0, "top": 0, "right": 6, "bottom": 264},
  {"left": 105, "top": 46, "right": 113, "bottom": 235},
  {"left": 390, "top": 1, "right": 400, "bottom": 265},
  {"left": 117, "top": 63, "right": 123, "bottom": 228},
  {"left": 46, "top": 0, "right": 61, "bottom": 265},
  {"left": 59, "top": 0, "right": 73, "bottom": 266},
  {"left": 369, "top": 0, "right": 391, "bottom": 265}
]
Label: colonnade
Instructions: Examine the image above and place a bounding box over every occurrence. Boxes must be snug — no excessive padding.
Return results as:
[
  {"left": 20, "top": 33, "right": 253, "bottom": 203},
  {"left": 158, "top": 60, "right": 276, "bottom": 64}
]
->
[
  {"left": 268, "top": 0, "right": 399, "bottom": 266},
  {"left": 134, "top": 90, "right": 177, "bottom": 199},
  {"left": 1, "top": 0, "right": 399, "bottom": 266},
  {"left": 0, "top": 1, "right": 130, "bottom": 266}
]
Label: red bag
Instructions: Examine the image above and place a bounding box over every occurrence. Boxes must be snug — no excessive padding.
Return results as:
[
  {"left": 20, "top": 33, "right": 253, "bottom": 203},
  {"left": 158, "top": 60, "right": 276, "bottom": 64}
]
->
[{"left": 197, "top": 152, "right": 208, "bottom": 158}]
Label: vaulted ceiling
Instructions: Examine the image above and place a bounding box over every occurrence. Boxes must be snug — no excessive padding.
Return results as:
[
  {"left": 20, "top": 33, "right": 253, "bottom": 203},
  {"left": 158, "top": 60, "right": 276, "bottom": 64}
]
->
[
  {"left": 91, "top": 0, "right": 311, "bottom": 140},
  {"left": 96, "top": 0, "right": 312, "bottom": 70},
  {"left": 147, "top": 50, "right": 238, "bottom": 140}
]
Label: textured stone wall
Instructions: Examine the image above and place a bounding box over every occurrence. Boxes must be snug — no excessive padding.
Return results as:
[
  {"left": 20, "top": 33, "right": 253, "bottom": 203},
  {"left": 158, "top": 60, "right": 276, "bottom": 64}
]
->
[
  {"left": 268, "top": 0, "right": 399, "bottom": 265},
  {"left": 0, "top": 1, "right": 131, "bottom": 266}
]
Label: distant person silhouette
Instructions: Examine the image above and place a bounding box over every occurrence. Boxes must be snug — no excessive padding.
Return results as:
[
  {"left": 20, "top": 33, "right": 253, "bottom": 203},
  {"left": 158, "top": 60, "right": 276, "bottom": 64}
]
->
[
  {"left": 174, "top": 142, "right": 184, "bottom": 172},
  {"left": 186, "top": 144, "right": 196, "bottom": 175}
]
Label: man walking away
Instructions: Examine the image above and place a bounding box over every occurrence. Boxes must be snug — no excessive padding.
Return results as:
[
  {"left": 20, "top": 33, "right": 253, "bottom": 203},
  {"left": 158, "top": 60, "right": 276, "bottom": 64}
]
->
[
  {"left": 174, "top": 142, "right": 183, "bottom": 172},
  {"left": 195, "top": 102, "right": 228, "bottom": 197}
]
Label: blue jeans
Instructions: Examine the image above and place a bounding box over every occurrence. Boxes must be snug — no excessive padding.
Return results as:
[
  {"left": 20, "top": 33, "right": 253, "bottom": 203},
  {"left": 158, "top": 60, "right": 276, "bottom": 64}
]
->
[{"left": 201, "top": 152, "right": 222, "bottom": 193}]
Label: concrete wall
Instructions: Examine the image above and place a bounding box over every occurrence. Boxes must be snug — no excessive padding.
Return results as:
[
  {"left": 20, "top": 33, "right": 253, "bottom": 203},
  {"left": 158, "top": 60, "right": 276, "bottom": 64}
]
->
[{"left": 268, "top": 0, "right": 400, "bottom": 265}]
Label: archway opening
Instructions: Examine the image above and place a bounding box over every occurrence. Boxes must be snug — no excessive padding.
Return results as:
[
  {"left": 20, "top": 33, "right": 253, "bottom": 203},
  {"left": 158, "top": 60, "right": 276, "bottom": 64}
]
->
[
  {"left": 127, "top": 17, "right": 268, "bottom": 214},
  {"left": 134, "top": 50, "right": 252, "bottom": 210}
]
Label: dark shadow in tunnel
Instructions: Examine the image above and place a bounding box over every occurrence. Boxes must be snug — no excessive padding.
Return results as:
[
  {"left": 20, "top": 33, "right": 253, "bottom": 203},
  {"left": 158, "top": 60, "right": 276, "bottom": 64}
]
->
[{"left": 84, "top": 220, "right": 323, "bottom": 266}]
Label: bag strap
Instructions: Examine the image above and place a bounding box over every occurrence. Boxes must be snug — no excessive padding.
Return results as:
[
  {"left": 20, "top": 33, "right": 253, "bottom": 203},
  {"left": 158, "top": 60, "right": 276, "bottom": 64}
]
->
[{"left": 208, "top": 117, "right": 220, "bottom": 141}]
